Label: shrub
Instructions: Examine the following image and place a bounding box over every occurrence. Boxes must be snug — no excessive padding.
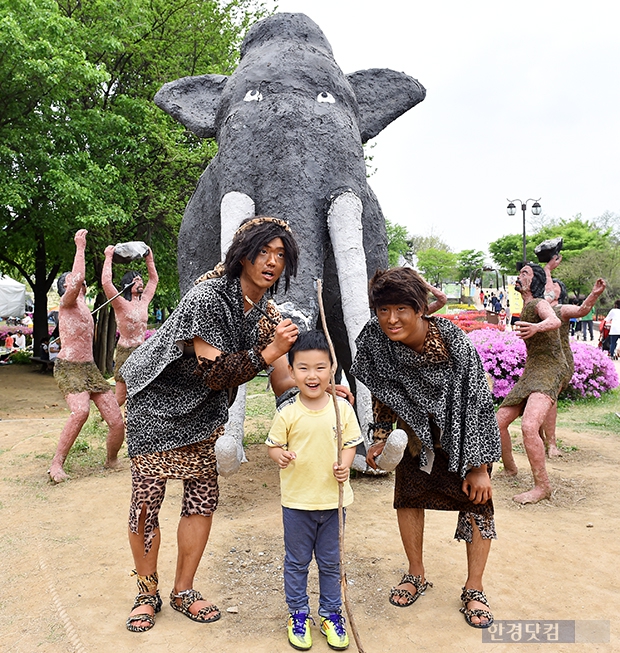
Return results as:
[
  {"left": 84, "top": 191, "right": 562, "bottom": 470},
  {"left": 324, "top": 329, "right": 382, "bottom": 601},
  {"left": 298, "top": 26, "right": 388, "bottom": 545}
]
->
[{"left": 468, "top": 329, "right": 618, "bottom": 402}]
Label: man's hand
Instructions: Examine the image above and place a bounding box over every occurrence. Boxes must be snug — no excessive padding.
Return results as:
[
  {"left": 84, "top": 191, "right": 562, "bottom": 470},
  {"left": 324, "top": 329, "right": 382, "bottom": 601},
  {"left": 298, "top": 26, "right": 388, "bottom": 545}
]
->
[
  {"left": 74, "top": 229, "right": 88, "bottom": 249},
  {"left": 330, "top": 384, "right": 354, "bottom": 405},
  {"left": 461, "top": 466, "right": 492, "bottom": 504},
  {"left": 261, "top": 318, "right": 299, "bottom": 365},
  {"left": 592, "top": 278, "right": 606, "bottom": 297},
  {"left": 513, "top": 320, "right": 538, "bottom": 340},
  {"left": 104, "top": 245, "right": 115, "bottom": 258},
  {"left": 366, "top": 441, "right": 385, "bottom": 470}
]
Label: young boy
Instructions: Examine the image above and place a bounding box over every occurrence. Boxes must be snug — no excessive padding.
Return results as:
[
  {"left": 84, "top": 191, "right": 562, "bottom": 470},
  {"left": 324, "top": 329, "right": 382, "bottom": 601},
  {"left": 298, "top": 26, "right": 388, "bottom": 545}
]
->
[{"left": 266, "top": 330, "right": 362, "bottom": 651}]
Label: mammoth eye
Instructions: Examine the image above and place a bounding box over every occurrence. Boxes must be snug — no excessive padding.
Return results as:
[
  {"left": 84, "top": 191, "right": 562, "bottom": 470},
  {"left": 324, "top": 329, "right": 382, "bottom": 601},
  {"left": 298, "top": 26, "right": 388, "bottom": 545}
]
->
[
  {"left": 317, "top": 91, "right": 335, "bottom": 104},
  {"left": 244, "top": 89, "right": 263, "bottom": 102}
]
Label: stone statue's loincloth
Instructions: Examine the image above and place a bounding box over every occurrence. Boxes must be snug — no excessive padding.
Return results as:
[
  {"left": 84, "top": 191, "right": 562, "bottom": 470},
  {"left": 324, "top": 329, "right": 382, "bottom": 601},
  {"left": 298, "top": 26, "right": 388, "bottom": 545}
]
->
[
  {"left": 114, "top": 345, "right": 139, "bottom": 382},
  {"left": 54, "top": 359, "right": 112, "bottom": 396}
]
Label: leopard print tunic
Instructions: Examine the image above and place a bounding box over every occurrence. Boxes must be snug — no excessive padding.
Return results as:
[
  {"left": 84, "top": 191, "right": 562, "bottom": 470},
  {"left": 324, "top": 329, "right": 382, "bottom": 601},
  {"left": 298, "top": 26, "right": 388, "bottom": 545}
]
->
[
  {"left": 351, "top": 315, "right": 501, "bottom": 479},
  {"left": 123, "top": 275, "right": 279, "bottom": 461}
]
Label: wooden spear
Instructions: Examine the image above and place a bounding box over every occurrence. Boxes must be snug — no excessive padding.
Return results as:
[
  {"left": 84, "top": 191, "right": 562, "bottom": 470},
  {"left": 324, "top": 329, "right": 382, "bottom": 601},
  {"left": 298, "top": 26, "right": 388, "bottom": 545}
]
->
[{"left": 316, "top": 279, "right": 365, "bottom": 653}]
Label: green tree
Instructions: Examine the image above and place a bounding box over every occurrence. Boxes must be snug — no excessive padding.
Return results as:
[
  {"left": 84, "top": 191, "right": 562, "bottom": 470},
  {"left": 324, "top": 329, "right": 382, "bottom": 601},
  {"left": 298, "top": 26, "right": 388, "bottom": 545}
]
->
[
  {"left": 385, "top": 219, "right": 411, "bottom": 266},
  {"left": 489, "top": 215, "right": 613, "bottom": 275},
  {"left": 416, "top": 248, "right": 457, "bottom": 287},
  {"left": 409, "top": 233, "right": 452, "bottom": 255},
  {"left": 488, "top": 234, "right": 533, "bottom": 274},
  {"left": 456, "top": 249, "right": 486, "bottom": 284},
  {"left": 0, "top": 0, "right": 266, "bottom": 361}
]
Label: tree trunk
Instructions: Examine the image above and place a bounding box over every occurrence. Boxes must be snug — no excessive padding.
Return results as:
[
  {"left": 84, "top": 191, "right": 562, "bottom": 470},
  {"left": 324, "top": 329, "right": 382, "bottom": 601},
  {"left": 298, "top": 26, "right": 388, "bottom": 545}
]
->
[
  {"left": 93, "top": 298, "right": 118, "bottom": 375},
  {"left": 32, "top": 233, "right": 60, "bottom": 356},
  {"left": 106, "top": 307, "right": 117, "bottom": 374}
]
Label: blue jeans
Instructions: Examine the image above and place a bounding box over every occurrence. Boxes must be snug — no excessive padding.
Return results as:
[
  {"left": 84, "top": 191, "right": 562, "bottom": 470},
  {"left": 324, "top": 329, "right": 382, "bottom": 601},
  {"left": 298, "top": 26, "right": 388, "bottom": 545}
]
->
[
  {"left": 610, "top": 334, "right": 619, "bottom": 358},
  {"left": 282, "top": 507, "right": 343, "bottom": 617}
]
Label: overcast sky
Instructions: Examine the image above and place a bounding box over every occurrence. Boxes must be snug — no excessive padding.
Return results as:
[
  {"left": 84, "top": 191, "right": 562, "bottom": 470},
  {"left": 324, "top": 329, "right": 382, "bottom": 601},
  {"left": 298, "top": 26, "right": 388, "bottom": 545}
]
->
[{"left": 271, "top": 0, "right": 620, "bottom": 258}]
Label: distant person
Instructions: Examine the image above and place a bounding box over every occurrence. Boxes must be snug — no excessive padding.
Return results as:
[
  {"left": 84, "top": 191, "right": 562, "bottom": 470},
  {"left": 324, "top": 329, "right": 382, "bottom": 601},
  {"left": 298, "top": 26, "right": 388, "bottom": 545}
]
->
[
  {"left": 40, "top": 336, "right": 50, "bottom": 360},
  {"left": 4, "top": 333, "right": 14, "bottom": 349},
  {"left": 14, "top": 332, "right": 26, "bottom": 349},
  {"left": 266, "top": 330, "right": 362, "bottom": 651},
  {"left": 580, "top": 307, "right": 595, "bottom": 341},
  {"left": 49, "top": 339, "right": 60, "bottom": 360},
  {"left": 102, "top": 244, "right": 159, "bottom": 406},
  {"left": 490, "top": 294, "right": 502, "bottom": 313},
  {"left": 49, "top": 230, "right": 124, "bottom": 483},
  {"left": 604, "top": 299, "right": 620, "bottom": 359},
  {"left": 155, "top": 307, "right": 162, "bottom": 324}
]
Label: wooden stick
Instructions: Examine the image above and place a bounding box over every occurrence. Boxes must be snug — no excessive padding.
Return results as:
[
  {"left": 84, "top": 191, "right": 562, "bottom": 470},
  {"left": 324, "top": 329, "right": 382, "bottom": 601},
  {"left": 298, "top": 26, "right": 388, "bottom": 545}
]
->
[
  {"left": 316, "top": 279, "right": 365, "bottom": 653},
  {"left": 244, "top": 295, "right": 279, "bottom": 325}
]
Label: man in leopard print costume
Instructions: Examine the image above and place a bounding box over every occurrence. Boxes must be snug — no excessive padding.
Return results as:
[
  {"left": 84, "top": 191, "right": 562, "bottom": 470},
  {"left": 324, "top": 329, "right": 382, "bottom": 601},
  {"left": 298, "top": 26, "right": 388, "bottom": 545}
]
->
[
  {"left": 351, "top": 267, "right": 501, "bottom": 629},
  {"left": 120, "top": 217, "right": 300, "bottom": 632}
]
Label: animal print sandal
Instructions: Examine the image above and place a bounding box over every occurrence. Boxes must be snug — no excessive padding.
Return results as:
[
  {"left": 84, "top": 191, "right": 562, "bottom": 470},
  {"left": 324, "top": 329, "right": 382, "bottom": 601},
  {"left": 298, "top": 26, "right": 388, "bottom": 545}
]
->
[
  {"left": 170, "top": 588, "right": 221, "bottom": 623},
  {"left": 389, "top": 574, "right": 432, "bottom": 607},
  {"left": 459, "top": 587, "right": 494, "bottom": 629},
  {"left": 126, "top": 591, "right": 162, "bottom": 632}
]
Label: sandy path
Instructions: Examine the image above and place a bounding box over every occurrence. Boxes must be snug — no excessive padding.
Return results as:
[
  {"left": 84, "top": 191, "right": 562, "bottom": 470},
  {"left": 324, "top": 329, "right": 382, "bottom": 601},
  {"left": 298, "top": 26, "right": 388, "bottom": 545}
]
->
[{"left": 0, "top": 365, "right": 618, "bottom": 652}]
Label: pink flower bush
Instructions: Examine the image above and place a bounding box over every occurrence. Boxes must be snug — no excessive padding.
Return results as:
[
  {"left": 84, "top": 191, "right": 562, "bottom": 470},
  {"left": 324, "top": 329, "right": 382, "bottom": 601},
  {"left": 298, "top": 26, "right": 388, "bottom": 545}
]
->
[{"left": 468, "top": 329, "right": 618, "bottom": 401}]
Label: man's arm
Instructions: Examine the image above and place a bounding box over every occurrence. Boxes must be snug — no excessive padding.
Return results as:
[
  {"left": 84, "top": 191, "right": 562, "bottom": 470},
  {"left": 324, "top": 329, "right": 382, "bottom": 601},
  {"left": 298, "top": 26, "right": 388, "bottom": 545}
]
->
[
  {"left": 559, "top": 278, "right": 606, "bottom": 320},
  {"left": 514, "top": 298, "right": 561, "bottom": 339},
  {"left": 101, "top": 246, "right": 119, "bottom": 301},
  {"left": 426, "top": 281, "right": 447, "bottom": 315},
  {"left": 61, "top": 230, "right": 88, "bottom": 307},
  {"left": 142, "top": 248, "right": 159, "bottom": 303},
  {"left": 543, "top": 254, "right": 562, "bottom": 302}
]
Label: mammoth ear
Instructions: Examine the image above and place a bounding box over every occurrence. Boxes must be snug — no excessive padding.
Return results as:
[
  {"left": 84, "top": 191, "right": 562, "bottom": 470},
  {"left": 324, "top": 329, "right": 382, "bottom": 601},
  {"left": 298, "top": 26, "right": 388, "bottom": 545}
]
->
[
  {"left": 346, "top": 69, "right": 426, "bottom": 143},
  {"left": 154, "top": 74, "right": 229, "bottom": 139}
]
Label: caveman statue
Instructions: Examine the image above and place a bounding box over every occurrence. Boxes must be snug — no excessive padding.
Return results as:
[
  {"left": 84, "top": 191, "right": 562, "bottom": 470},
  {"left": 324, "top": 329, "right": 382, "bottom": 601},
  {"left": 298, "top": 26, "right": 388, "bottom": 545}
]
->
[{"left": 154, "top": 13, "right": 425, "bottom": 472}]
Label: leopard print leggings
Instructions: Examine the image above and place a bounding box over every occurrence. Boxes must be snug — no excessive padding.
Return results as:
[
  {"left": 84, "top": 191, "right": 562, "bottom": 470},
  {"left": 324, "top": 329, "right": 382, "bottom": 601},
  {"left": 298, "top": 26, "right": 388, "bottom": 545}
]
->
[{"left": 129, "top": 466, "right": 219, "bottom": 554}]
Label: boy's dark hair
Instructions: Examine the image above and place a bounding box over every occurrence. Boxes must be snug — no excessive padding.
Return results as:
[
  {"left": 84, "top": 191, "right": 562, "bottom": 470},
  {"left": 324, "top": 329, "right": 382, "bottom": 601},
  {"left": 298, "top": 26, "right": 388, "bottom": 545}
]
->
[
  {"left": 121, "top": 271, "right": 142, "bottom": 301},
  {"left": 288, "top": 330, "right": 333, "bottom": 366},
  {"left": 224, "top": 216, "right": 299, "bottom": 294},
  {"left": 368, "top": 267, "right": 429, "bottom": 314}
]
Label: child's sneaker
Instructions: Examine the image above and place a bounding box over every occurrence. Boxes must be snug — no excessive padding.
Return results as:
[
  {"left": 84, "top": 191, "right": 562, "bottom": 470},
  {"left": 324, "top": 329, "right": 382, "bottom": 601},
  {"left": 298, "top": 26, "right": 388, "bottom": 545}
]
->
[
  {"left": 320, "top": 611, "right": 349, "bottom": 650},
  {"left": 287, "top": 611, "right": 313, "bottom": 650}
]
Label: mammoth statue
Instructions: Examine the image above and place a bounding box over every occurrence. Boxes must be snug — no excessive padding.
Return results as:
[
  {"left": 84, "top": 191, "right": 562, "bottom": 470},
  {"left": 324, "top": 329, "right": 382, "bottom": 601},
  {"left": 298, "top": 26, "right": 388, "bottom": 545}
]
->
[{"left": 154, "top": 12, "right": 425, "bottom": 472}]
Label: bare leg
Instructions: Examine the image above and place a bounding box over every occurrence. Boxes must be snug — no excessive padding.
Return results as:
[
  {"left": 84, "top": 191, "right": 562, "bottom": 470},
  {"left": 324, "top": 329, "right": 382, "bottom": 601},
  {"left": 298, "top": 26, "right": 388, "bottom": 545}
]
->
[
  {"left": 513, "top": 393, "right": 553, "bottom": 504},
  {"left": 127, "top": 506, "right": 161, "bottom": 629},
  {"left": 496, "top": 404, "right": 522, "bottom": 476},
  {"left": 172, "top": 515, "right": 218, "bottom": 617},
  {"left": 392, "top": 508, "right": 425, "bottom": 604},
  {"left": 463, "top": 516, "right": 492, "bottom": 625},
  {"left": 115, "top": 380, "right": 127, "bottom": 407},
  {"left": 541, "top": 402, "right": 561, "bottom": 458},
  {"left": 49, "top": 391, "right": 91, "bottom": 482},
  {"left": 92, "top": 391, "right": 125, "bottom": 468}
]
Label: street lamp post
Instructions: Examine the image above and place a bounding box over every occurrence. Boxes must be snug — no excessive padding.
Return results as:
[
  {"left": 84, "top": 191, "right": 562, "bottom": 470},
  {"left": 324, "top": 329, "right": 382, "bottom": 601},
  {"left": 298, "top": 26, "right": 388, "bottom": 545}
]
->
[{"left": 506, "top": 198, "right": 542, "bottom": 267}]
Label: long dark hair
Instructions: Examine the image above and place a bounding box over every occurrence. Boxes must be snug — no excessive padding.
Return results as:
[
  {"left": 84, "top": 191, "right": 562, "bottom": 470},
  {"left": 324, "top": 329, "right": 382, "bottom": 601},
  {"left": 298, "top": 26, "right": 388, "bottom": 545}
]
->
[
  {"left": 121, "top": 271, "right": 141, "bottom": 301},
  {"left": 528, "top": 263, "right": 547, "bottom": 299},
  {"left": 224, "top": 217, "right": 299, "bottom": 294}
]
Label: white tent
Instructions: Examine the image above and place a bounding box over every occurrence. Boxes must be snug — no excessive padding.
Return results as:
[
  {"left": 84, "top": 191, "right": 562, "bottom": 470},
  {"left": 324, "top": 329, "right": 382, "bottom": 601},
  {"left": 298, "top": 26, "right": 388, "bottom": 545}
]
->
[{"left": 0, "top": 275, "right": 26, "bottom": 317}]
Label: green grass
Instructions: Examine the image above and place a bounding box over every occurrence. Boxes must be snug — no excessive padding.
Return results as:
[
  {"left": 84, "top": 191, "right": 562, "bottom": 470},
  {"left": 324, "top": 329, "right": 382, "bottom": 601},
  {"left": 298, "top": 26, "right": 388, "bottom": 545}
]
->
[
  {"left": 64, "top": 410, "right": 110, "bottom": 474},
  {"left": 556, "top": 388, "right": 620, "bottom": 435}
]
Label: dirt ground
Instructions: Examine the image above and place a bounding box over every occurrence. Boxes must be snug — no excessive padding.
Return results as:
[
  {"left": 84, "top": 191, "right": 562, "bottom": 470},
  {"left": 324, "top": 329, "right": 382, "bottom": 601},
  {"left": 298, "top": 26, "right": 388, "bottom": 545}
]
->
[{"left": 1, "top": 364, "right": 618, "bottom": 653}]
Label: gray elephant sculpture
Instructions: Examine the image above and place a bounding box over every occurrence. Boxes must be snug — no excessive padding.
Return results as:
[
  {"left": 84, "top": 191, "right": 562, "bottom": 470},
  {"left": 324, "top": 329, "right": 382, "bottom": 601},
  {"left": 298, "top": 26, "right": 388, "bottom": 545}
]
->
[{"left": 154, "top": 12, "right": 425, "bottom": 472}]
